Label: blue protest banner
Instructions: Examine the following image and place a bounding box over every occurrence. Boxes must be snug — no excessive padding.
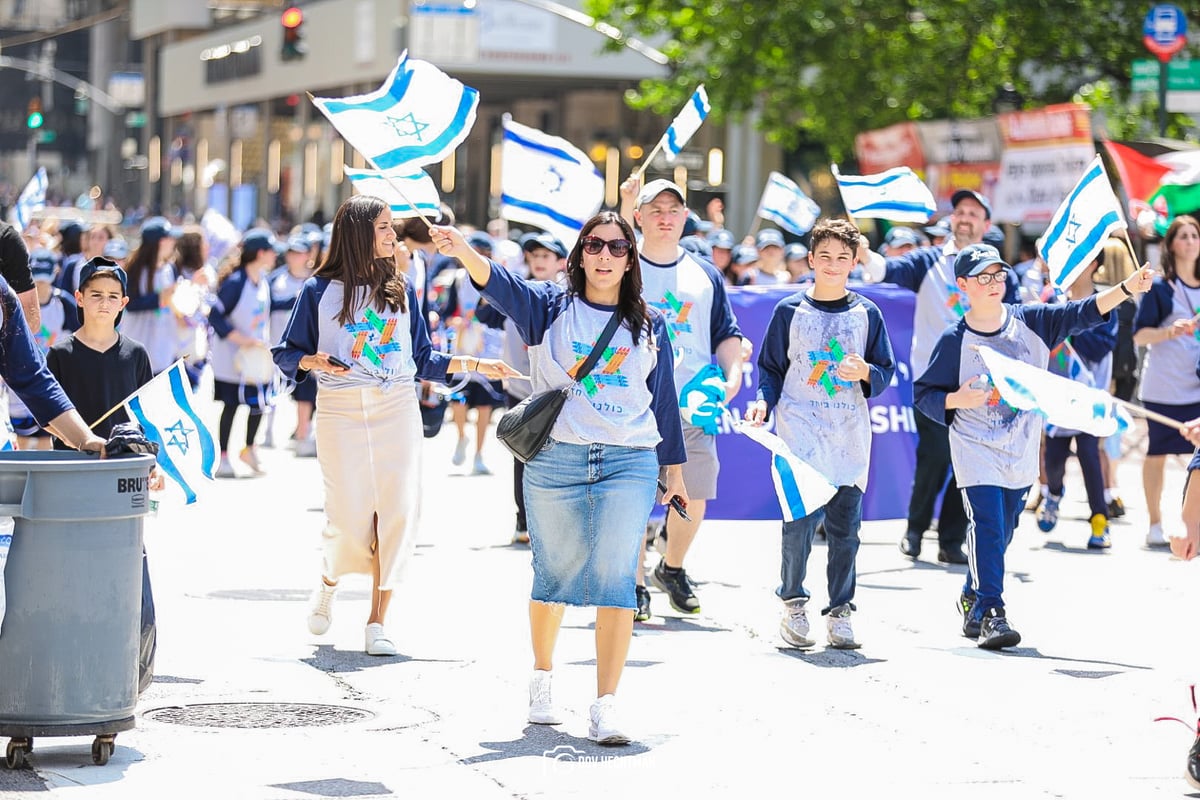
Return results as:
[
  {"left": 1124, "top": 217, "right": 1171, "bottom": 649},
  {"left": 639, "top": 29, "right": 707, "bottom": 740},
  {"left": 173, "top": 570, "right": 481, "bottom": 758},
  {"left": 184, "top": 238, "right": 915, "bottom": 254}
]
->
[{"left": 705, "top": 282, "right": 916, "bottom": 522}]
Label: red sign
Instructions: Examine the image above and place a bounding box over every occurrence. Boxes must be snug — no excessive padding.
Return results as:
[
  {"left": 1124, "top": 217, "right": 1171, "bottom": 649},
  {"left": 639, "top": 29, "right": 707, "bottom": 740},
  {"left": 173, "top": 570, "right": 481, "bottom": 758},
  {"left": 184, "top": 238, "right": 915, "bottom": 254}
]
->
[{"left": 854, "top": 122, "right": 925, "bottom": 174}]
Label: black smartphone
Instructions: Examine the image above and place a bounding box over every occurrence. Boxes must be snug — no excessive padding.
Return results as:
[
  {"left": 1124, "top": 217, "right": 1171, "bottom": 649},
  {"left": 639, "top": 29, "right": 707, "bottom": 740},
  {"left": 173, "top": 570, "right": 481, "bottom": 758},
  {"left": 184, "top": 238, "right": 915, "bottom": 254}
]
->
[
  {"left": 327, "top": 355, "right": 353, "bottom": 370},
  {"left": 657, "top": 479, "right": 691, "bottom": 522}
]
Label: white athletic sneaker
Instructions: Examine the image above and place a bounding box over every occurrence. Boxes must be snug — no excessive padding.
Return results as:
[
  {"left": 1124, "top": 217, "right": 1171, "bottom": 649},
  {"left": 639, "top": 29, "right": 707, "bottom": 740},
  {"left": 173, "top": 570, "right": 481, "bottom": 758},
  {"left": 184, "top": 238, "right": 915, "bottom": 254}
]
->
[
  {"left": 295, "top": 438, "right": 317, "bottom": 458},
  {"left": 527, "top": 670, "right": 562, "bottom": 725},
  {"left": 472, "top": 455, "right": 492, "bottom": 475},
  {"left": 588, "top": 694, "right": 630, "bottom": 745},
  {"left": 452, "top": 437, "right": 469, "bottom": 466},
  {"left": 779, "top": 597, "right": 815, "bottom": 648},
  {"left": 826, "top": 604, "right": 861, "bottom": 650},
  {"left": 364, "top": 623, "right": 397, "bottom": 656},
  {"left": 215, "top": 457, "right": 236, "bottom": 479},
  {"left": 1147, "top": 523, "right": 1169, "bottom": 548},
  {"left": 307, "top": 581, "right": 337, "bottom": 635}
]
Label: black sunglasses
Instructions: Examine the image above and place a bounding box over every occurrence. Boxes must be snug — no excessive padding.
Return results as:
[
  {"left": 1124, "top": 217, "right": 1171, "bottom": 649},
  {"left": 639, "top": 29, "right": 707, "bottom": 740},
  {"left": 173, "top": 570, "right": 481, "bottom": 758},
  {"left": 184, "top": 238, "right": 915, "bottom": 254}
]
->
[{"left": 580, "top": 236, "right": 632, "bottom": 258}]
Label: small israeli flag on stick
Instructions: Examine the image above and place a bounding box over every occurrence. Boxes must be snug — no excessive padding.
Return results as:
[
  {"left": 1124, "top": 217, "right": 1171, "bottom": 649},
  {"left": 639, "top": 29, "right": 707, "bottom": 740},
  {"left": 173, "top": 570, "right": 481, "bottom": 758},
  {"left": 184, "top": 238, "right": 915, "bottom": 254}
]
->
[
  {"left": 8, "top": 167, "right": 47, "bottom": 232},
  {"left": 1036, "top": 155, "right": 1125, "bottom": 291},
  {"left": 634, "top": 85, "right": 710, "bottom": 179},
  {"left": 832, "top": 164, "right": 936, "bottom": 222},
  {"left": 756, "top": 172, "right": 821, "bottom": 236}
]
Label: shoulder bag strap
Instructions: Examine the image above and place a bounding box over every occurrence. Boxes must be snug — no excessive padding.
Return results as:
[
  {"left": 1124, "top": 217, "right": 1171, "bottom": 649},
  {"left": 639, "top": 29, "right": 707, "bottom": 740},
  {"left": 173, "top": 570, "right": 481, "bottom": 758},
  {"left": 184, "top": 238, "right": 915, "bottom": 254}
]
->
[{"left": 572, "top": 310, "right": 623, "bottom": 383}]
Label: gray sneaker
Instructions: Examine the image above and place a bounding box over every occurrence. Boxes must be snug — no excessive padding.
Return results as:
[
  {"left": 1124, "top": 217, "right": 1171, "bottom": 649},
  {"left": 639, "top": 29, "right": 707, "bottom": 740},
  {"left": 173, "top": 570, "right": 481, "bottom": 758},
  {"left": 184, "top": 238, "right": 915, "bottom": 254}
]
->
[
  {"left": 826, "top": 604, "right": 861, "bottom": 649},
  {"left": 779, "top": 597, "right": 815, "bottom": 648}
]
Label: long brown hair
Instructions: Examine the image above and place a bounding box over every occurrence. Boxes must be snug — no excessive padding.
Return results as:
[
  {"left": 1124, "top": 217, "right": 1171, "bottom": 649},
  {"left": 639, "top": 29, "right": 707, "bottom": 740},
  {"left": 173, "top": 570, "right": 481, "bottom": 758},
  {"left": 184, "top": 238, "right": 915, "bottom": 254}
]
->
[
  {"left": 174, "top": 226, "right": 206, "bottom": 276},
  {"left": 1161, "top": 215, "right": 1200, "bottom": 283},
  {"left": 565, "top": 211, "right": 650, "bottom": 345},
  {"left": 316, "top": 195, "right": 407, "bottom": 325}
]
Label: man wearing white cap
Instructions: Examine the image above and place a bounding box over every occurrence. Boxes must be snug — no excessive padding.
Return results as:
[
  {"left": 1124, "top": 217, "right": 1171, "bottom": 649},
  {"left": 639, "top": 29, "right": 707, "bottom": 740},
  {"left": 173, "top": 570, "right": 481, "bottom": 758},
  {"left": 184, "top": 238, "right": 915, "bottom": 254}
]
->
[{"left": 621, "top": 176, "right": 745, "bottom": 620}]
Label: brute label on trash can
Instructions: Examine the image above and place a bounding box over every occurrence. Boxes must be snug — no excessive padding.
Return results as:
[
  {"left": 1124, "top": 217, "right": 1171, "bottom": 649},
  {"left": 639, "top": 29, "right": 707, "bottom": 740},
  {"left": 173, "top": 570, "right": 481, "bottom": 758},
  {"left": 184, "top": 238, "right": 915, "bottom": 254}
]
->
[{"left": 0, "top": 452, "right": 155, "bottom": 728}]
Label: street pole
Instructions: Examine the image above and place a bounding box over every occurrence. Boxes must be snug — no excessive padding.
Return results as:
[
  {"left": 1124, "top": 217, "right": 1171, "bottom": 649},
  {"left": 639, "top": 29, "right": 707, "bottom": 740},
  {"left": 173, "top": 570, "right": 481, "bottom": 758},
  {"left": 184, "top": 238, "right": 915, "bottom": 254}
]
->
[
  {"left": 26, "top": 134, "right": 37, "bottom": 179},
  {"left": 1158, "top": 62, "right": 1168, "bottom": 137}
]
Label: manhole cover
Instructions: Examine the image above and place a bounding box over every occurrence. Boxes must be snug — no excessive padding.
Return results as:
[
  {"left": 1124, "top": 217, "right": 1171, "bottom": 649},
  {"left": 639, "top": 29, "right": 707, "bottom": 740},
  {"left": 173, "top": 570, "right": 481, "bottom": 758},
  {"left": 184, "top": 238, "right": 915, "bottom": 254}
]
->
[{"left": 145, "top": 702, "right": 374, "bottom": 728}]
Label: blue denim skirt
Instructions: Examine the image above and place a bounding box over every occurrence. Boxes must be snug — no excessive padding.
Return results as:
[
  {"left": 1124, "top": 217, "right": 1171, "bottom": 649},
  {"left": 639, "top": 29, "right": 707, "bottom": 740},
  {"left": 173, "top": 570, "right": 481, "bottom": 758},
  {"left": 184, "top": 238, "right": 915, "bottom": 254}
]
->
[{"left": 524, "top": 438, "right": 659, "bottom": 609}]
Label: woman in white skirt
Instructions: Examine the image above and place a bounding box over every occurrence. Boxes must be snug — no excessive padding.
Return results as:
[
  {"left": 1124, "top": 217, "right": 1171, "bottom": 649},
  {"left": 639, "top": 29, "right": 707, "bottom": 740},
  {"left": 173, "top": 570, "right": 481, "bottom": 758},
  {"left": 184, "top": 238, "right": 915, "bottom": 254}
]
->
[{"left": 273, "top": 196, "right": 517, "bottom": 656}]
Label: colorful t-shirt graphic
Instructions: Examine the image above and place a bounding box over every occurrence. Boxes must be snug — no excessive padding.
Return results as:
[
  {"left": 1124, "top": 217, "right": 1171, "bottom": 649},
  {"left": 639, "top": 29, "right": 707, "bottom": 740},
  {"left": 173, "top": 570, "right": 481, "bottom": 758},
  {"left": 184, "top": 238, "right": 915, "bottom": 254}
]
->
[
  {"left": 345, "top": 307, "right": 402, "bottom": 368},
  {"left": 568, "top": 340, "right": 629, "bottom": 397},
  {"left": 806, "top": 337, "right": 855, "bottom": 398}
]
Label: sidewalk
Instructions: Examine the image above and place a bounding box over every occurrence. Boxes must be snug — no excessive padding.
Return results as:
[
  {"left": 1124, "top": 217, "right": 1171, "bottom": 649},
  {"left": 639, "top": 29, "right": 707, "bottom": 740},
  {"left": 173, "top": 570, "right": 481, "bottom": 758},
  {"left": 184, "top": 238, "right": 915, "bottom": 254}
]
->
[{"left": 1, "top": 398, "right": 1198, "bottom": 799}]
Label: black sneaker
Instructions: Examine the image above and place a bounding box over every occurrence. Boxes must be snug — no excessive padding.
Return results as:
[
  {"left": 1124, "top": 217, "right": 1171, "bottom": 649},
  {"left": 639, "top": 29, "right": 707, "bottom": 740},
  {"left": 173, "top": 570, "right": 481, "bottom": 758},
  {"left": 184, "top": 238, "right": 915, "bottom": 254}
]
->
[
  {"left": 899, "top": 530, "right": 922, "bottom": 559},
  {"left": 634, "top": 586, "right": 651, "bottom": 622},
  {"left": 977, "top": 607, "right": 1021, "bottom": 650},
  {"left": 1107, "top": 497, "right": 1126, "bottom": 519},
  {"left": 937, "top": 546, "right": 968, "bottom": 565},
  {"left": 958, "top": 592, "right": 980, "bottom": 638},
  {"left": 650, "top": 559, "right": 700, "bottom": 614},
  {"left": 1188, "top": 733, "right": 1200, "bottom": 790}
]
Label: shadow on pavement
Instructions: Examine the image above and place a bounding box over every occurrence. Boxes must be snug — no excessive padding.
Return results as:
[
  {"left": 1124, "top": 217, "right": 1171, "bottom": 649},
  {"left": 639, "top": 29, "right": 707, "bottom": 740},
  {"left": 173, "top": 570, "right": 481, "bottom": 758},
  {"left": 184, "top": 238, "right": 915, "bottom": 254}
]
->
[
  {"left": 1040, "top": 541, "right": 1110, "bottom": 555},
  {"left": 301, "top": 645, "right": 461, "bottom": 674},
  {"left": 271, "top": 778, "right": 392, "bottom": 796},
  {"left": 202, "top": 589, "right": 371, "bottom": 602},
  {"left": 565, "top": 659, "right": 662, "bottom": 668},
  {"left": 463, "top": 724, "right": 651, "bottom": 764},
  {"left": 151, "top": 675, "right": 204, "bottom": 685},
  {"left": 775, "top": 647, "right": 887, "bottom": 668},
  {"left": 982, "top": 648, "right": 1152, "bottom": 670}
]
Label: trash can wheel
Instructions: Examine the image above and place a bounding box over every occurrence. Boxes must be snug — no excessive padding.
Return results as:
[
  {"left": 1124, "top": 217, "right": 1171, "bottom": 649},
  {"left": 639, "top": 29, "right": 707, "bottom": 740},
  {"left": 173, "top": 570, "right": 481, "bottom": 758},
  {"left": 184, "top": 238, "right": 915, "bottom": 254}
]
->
[
  {"left": 91, "top": 736, "right": 114, "bottom": 766},
  {"left": 4, "top": 738, "right": 31, "bottom": 769}
]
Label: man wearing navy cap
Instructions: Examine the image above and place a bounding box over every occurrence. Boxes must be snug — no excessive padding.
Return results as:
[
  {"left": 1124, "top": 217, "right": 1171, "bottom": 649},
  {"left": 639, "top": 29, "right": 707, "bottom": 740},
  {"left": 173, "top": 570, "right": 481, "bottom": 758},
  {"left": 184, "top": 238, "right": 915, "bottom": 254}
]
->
[
  {"left": 756, "top": 229, "right": 788, "bottom": 283},
  {"left": 784, "top": 243, "right": 811, "bottom": 282},
  {"left": 881, "top": 227, "right": 921, "bottom": 257},
  {"left": 707, "top": 228, "right": 735, "bottom": 274},
  {"left": 620, "top": 175, "right": 745, "bottom": 620},
  {"left": 863, "top": 188, "right": 1021, "bottom": 566}
]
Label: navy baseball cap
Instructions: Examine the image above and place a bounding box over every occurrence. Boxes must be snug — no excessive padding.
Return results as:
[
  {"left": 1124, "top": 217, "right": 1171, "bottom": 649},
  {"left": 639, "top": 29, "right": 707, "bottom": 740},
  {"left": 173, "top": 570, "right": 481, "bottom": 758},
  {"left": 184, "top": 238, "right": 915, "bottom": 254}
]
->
[
  {"left": 982, "top": 225, "right": 1006, "bottom": 248},
  {"left": 951, "top": 189, "right": 992, "bottom": 219},
  {"left": 925, "top": 216, "right": 952, "bottom": 238},
  {"left": 954, "top": 244, "right": 1008, "bottom": 280},
  {"left": 77, "top": 257, "right": 129, "bottom": 326},
  {"left": 682, "top": 211, "right": 703, "bottom": 237},
  {"left": 707, "top": 229, "right": 735, "bottom": 250},
  {"left": 466, "top": 231, "right": 494, "bottom": 252},
  {"left": 286, "top": 235, "right": 311, "bottom": 254},
  {"left": 756, "top": 229, "right": 785, "bottom": 250},
  {"left": 680, "top": 235, "right": 713, "bottom": 259},
  {"left": 731, "top": 244, "right": 759, "bottom": 266},
  {"left": 139, "top": 216, "right": 179, "bottom": 244},
  {"left": 29, "top": 248, "right": 57, "bottom": 280},
  {"left": 520, "top": 232, "right": 567, "bottom": 259},
  {"left": 103, "top": 238, "right": 130, "bottom": 260},
  {"left": 636, "top": 179, "right": 685, "bottom": 207},
  {"left": 241, "top": 227, "right": 280, "bottom": 257},
  {"left": 885, "top": 227, "right": 921, "bottom": 247},
  {"left": 784, "top": 242, "right": 809, "bottom": 262}
]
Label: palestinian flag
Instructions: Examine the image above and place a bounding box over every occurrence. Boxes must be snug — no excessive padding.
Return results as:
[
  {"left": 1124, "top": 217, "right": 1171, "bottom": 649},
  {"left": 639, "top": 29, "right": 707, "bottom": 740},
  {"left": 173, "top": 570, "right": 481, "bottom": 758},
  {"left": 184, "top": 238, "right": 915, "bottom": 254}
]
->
[{"left": 1149, "top": 183, "right": 1200, "bottom": 236}]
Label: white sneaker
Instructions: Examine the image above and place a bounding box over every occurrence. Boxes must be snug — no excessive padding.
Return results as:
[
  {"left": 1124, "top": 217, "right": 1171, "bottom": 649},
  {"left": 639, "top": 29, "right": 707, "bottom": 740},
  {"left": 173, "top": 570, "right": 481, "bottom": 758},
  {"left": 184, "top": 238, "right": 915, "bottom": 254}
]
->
[
  {"left": 215, "top": 457, "right": 236, "bottom": 479},
  {"left": 295, "top": 438, "right": 318, "bottom": 458},
  {"left": 588, "top": 694, "right": 630, "bottom": 745},
  {"left": 826, "top": 604, "right": 861, "bottom": 650},
  {"left": 779, "top": 598, "right": 815, "bottom": 648},
  {"left": 364, "top": 623, "right": 398, "bottom": 656},
  {"left": 472, "top": 455, "right": 492, "bottom": 475},
  {"left": 527, "top": 670, "right": 562, "bottom": 724},
  {"left": 1147, "top": 523, "right": 1169, "bottom": 548},
  {"left": 307, "top": 581, "right": 337, "bottom": 635},
  {"left": 452, "top": 437, "right": 469, "bottom": 466}
]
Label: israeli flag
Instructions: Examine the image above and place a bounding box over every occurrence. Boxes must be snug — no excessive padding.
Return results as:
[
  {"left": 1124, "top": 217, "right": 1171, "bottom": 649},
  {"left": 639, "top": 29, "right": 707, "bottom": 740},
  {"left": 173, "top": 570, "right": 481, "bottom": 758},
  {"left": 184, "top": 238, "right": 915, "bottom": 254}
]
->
[
  {"left": 311, "top": 51, "right": 479, "bottom": 174},
  {"left": 757, "top": 172, "right": 821, "bottom": 235},
  {"left": 8, "top": 167, "right": 47, "bottom": 232},
  {"left": 500, "top": 116, "right": 603, "bottom": 250},
  {"left": 833, "top": 165, "right": 936, "bottom": 222},
  {"left": 660, "top": 85, "right": 710, "bottom": 162},
  {"left": 200, "top": 207, "right": 241, "bottom": 263},
  {"left": 1036, "top": 155, "right": 1124, "bottom": 291},
  {"left": 734, "top": 421, "right": 838, "bottom": 522},
  {"left": 344, "top": 167, "right": 440, "bottom": 219},
  {"left": 977, "top": 345, "right": 1120, "bottom": 437},
  {"left": 124, "top": 360, "right": 218, "bottom": 505}
]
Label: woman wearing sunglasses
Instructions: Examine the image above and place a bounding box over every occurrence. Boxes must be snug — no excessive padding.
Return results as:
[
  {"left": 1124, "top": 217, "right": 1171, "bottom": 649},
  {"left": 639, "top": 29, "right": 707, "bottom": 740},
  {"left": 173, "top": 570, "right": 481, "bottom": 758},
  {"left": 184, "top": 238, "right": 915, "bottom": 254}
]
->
[{"left": 432, "top": 212, "right": 687, "bottom": 746}]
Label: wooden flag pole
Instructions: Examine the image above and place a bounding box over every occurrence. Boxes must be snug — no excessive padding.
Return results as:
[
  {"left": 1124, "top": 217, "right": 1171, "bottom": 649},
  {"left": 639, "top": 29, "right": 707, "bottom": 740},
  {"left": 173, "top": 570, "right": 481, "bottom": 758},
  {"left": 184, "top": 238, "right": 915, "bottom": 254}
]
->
[
  {"left": 746, "top": 216, "right": 763, "bottom": 239},
  {"left": 632, "top": 139, "right": 665, "bottom": 183},
  {"left": 1115, "top": 398, "right": 1187, "bottom": 432}
]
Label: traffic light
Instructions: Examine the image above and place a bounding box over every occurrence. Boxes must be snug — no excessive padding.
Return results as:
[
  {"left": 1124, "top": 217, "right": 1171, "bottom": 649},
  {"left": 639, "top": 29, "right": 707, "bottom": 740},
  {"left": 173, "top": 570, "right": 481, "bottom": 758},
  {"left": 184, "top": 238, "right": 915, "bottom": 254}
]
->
[
  {"left": 281, "top": 7, "right": 306, "bottom": 61},
  {"left": 26, "top": 98, "right": 43, "bottom": 130}
]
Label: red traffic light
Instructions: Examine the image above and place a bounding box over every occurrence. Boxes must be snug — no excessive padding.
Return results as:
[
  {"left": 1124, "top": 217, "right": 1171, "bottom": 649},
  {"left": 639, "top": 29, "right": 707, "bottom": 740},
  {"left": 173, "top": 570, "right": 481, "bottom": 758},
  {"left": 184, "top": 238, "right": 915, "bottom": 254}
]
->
[{"left": 281, "top": 7, "right": 303, "bottom": 29}]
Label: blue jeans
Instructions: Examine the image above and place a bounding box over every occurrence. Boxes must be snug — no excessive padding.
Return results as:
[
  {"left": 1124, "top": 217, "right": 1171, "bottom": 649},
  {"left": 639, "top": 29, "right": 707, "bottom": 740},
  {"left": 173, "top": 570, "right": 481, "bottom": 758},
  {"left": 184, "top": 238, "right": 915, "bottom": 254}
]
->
[
  {"left": 962, "top": 485, "right": 1028, "bottom": 618},
  {"left": 777, "top": 485, "right": 862, "bottom": 614},
  {"left": 524, "top": 439, "right": 658, "bottom": 609}
]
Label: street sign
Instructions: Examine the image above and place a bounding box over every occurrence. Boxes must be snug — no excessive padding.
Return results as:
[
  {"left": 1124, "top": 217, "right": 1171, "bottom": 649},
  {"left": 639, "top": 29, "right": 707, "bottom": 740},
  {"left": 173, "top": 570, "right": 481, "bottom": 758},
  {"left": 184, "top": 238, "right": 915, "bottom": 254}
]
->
[
  {"left": 1144, "top": 4, "right": 1188, "bottom": 61},
  {"left": 1132, "top": 59, "right": 1200, "bottom": 91}
]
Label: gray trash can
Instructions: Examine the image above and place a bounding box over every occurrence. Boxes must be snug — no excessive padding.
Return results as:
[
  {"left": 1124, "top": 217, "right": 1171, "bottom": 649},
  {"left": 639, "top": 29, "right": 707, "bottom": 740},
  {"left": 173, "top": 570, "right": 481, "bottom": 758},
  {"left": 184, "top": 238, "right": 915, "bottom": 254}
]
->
[{"left": 0, "top": 452, "right": 155, "bottom": 768}]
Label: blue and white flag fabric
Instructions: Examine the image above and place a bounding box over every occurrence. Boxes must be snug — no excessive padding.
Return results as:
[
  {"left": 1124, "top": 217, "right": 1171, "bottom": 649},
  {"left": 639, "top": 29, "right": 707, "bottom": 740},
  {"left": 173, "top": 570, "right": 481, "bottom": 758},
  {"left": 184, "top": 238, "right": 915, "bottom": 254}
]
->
[
  {"left": 660, "top": 85, "right": 710, "bottom": 162},
  {"left": 500, "top": 116, "right": 603, "bottom": 250},
  {"left": 832, "top": 165, "right": 936, "bottom": 222},
  {"left": 1035, "top": 155, "right": 1125, "bottom": 292},
  {"left": 734, "top": 421, "right": 838, "bottom": 522},
  {"left": 310, "top": 51, "right": 479, "bottom": 174},
  {"left": 8, "top": 167, "right": 47, "bottom": 232},
  {"left": 123, "top": 360, "right": 218, "bottom": 505},
  {"left": 200, "top": 207, "right": 241, "bottom": 263},
  {"left": 757, "top": 172, "right": 821, "bottom": 236},
  {"left": 344, "top": 166, "right": 440, "bottom": 219},
  {"left": 977, "top": 345, "right": 1120, "bottom": 437}
]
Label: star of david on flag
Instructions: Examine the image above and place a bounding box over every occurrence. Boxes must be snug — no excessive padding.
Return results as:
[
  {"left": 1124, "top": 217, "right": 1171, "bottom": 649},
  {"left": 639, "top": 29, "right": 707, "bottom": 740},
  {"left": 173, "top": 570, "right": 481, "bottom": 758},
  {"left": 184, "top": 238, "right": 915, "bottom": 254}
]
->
[
  {"left": 499, "top": 116, "right": 603, "bottom": 250},
  {"left": 832, "top": 165, "right": 937, "bottom": 222},
  {"left": 756, "top": 172, "right": 821, "bottom": 236},
  {"left": 311, "top": 51, "right": 479, "bottom": 174},
  {"left": 1035, "top": 155, "right": 1125, "bottom": 291},
  {"left": 123, "top": 360, "right": 218, "bottom": 504}
]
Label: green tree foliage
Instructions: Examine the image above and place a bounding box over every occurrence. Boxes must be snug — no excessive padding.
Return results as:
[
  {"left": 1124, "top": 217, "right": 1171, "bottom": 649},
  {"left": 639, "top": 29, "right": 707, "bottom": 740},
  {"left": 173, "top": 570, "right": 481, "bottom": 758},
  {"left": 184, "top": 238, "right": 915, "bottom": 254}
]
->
[{"left": 586, "top": 0, "right": 1191, "bottom": 161}]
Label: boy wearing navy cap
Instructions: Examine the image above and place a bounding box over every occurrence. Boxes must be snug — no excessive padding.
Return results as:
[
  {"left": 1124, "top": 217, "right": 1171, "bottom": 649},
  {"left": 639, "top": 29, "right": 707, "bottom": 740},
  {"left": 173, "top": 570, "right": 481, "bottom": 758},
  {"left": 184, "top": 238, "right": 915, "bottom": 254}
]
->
[{"left": 913, "top": 244, "right": 1154, "bottom": 649}]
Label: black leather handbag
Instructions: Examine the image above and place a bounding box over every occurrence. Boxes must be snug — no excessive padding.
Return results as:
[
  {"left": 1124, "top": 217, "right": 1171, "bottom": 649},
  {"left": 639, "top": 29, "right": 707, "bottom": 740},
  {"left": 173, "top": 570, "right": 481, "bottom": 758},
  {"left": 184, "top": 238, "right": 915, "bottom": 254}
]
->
[{"left": 496, "top": 310, "right": 622, "bottom": 463}]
